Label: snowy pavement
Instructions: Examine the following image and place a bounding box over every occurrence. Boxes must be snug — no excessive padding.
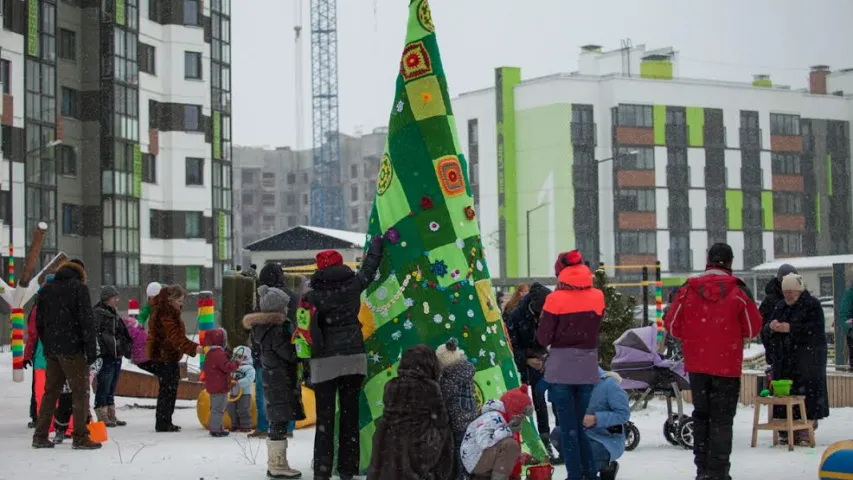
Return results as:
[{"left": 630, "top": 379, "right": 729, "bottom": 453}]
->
[{"left": 0, "top": 354, "right": 847, "bottom": 479}]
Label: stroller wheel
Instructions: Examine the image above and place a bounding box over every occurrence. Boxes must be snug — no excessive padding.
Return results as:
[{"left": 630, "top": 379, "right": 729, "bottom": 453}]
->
[
  {"left": 624, "top": 421, "right": 641, "bottom": 451},
  {"left": 677, "top": 418, "right": 695, "bottom": 450},
  {"left": 663, "top": 419, "right": 680, "bottom": 446}
]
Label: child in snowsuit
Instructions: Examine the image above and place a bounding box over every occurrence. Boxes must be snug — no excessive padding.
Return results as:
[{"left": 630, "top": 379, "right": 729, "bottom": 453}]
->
[
  {"left": 243, "top": 285, "right": 306, "bottom": 479},
  {"left": 436, "top": 338, "right": 479, "bottom": 480},
  {"left": 228, "top": 345, "right": 256, "bottom": 432},
  {"left": 124, "top": 316, "right": 155, "bottom": 374},
  {"left": 202, "top": 328, "right": 240, "bottom": 437},
  {"left": 367, "top": 344, "right": 456, "bottom": 480},
  {"left": 460, "top": 385, "right": 536, "bottom": 480}
]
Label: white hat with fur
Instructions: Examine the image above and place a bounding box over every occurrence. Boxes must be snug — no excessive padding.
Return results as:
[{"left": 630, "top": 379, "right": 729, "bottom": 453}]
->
[{"left": 436, "top": 338, "right": 466, "bottom": 370}]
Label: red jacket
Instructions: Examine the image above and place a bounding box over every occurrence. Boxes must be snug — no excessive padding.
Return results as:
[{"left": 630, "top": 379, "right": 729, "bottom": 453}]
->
[
  {"left": 24, "top": 307, "right": 38, "bottom": 362},
  {"left": 664, "top": 268, "right": 762, "bottom": 378},
  {"left": 201, "top": 329, "right": 239, "bottom": 394}
]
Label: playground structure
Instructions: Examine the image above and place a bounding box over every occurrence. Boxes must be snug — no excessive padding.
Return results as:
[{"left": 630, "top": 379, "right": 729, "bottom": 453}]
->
[{"left": 599, "top": 262, "right": 665, "bottom": 340}]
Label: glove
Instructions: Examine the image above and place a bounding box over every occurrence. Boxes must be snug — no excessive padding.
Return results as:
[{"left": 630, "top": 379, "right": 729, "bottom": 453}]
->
[
  {"left": 508, "top": 414, "right": 524, "bottom": 433},
  {"left": 23, "top": 360, "right": 31, "bottom": 369}
]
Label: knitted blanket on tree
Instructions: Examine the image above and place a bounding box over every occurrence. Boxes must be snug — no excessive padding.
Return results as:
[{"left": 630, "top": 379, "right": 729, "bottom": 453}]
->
[{"left": 344, "top": 0, "right": 546, "bottom": 471}]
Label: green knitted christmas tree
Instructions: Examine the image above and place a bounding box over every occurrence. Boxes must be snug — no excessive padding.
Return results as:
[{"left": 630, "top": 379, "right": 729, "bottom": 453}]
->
[{"left": 355, "top": 0, "right": 546, "bottom": 470}]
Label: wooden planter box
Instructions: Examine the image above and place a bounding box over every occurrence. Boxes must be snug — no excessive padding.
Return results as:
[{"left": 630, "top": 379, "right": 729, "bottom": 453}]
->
[
  {"left": 679, "top": 371, "right": 853, "bottom": 408},
  {"left": 114, "top": 369, "right": 204, "bottom": 400}
]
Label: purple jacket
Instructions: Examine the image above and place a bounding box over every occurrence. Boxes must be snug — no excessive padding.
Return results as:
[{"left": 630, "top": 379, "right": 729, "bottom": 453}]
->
[
  {"left": 124, "top": 317, "right": 150, "bottom": 365},
  {"left": 537, "top": 263, "right": 605, "bottom": 385}
]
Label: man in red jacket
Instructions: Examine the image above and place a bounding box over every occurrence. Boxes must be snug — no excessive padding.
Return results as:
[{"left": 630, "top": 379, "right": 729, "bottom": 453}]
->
[{"left": 664, "top": 243, "right": 761, "bottom": 480}]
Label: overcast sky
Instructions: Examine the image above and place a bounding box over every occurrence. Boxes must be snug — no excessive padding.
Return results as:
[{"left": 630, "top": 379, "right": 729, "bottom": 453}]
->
[{"left": 232, "top": 0, "right": 853, "bottom": 148}]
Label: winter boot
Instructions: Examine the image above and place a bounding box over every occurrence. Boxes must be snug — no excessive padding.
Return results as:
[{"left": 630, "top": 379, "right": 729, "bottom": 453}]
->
[
  {"left": 72, "top": 436, "right": 103, "bottom": 450},
  {"left": 540, "top": 432, "right": 564, "bottom": 465},
  {"left": 600, "top": 461, "right": 619, "bottom": 480},
  {"left": 248, "top": 429, "right": 269, "bottom": 438},
  {"left": 108, "top": 405, "right": 127, "bottom": 427},
  {"left": 266, "top": 438, "right": 302, "bottom": 479},
  {"left": 210, "top": 430, "right": 230, "bottom": 438},
  {"left": 52, "top": 429, "right": 67, "bottom": 444},
  {"left": 96, "top": 407, "right": 116, "bottom": 428},
  {"left": 32, "top": 437, "right": 55, "bottom": 449}
]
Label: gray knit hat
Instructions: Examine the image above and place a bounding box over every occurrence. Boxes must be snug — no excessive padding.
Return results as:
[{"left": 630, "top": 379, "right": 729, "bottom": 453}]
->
[
  {"left": 258, "top": 285, "right": 290, "bottom": 314},
  {"left": 100, "top": 285, "right": 120, "bottom": 302}
]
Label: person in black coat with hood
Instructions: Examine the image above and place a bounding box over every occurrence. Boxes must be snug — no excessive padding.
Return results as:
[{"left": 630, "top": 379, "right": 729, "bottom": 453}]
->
[
  {"left": 764, "top": 273, "right": 829, "bottom": 444},
  {"left": 243, "top": 285, "right": 306, "bottom": 478},
  {"left": 505, "top": 282, "right": 561, "bottom": 462},
  {"left": 760, "top": 264, "right": 798, "bottom": 369},
  {"left": 307, "top": 239, "right": 383, "bottom": 480}
]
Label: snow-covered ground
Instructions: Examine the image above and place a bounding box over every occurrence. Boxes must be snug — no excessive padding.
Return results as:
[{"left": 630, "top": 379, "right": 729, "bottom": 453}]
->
[{"left": 0, "top": 352, "right": 846, "bottom": 479}]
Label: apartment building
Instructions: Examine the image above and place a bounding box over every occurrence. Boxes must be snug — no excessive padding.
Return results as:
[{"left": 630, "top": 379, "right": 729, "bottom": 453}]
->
[
  {"left": 0, "top": 0, "right": 233, "bottom": 298},
  {"left": 452, "top": 43, "right": 853, "bottom": 280},
  {"left": 233, "top": 128, "right": 386, "bottom": 267}
]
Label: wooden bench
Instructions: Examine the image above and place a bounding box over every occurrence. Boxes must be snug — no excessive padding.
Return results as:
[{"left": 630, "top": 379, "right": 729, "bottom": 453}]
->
[{"left": 751, "top": 395, "right": 815, "bottom": 451}]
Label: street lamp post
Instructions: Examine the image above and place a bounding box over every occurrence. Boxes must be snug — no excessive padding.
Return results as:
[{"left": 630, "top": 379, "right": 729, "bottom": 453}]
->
[
  {"left": 526, "top": 202, "right": 549, "bottom": 277},
  {"left": 8, "top": 140, "right": 62, "bottom": 284}
]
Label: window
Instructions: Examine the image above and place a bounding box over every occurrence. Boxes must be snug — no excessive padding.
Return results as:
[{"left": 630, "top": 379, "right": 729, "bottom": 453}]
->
[
  {"left": 351, "top": 185, "right": 358, "bottom": 202},
  {"left": 184, "top": 105, "right": 199, "bottom": 131},
  {"left": 58, "top": 145, "right": 76, "bottom": 176},
  {"left": 262, "top": 194, "right": 275, "bottom": 207},
  {"left": 302, "top": 193, "right": 308, "bottom": 205},
  {"left": 351, "top": 164, "right": 358, "bottom": 178},
  {"left": 615, "top": 189, "right": 655, "bottom": 212},
  {"left": 288, "top": 215, "right": 297, "bottom": 227},
  {"left": 666, "top": 108, "right": 686, "bottom": 125},
  {"left": 774, "top": 232, "right": 803, "bottom": 255},
  {"left": 350, "top": 207, "right": 359, "bottom": 223},
  {"left": 287, "top": 173, "right": 296, "bottom": 184},
  {"left": 302, "top": 172, "right": 309, "bottom": 183},
  {"left": 242, "top": 192, "right": 253, "bottom": 204},
  {"left": 667, "top": 148, "right": 687, "bottom": 166},
  {"left": 262, "top": 215, "right": 275, "bottom": 227},
  {"left": 773, "top": 192, "right": 803, "bottom": 214},
  {"left": 770, "top": 113, "right": 801, "bottom": 136},
  {"left": 468, "top": 118, "right": 479, "bottom": 145},
  {"left": 616, "top": 104, "right": 653, "bottom": 128},
  {"left": 142, "top": 153, "right": 156, "bottom": 183},
  {"left": 184, "top": 51, "right": 202, "bottom": 79},
  {"left": 772, "top": 153, "right": 801, "bottom": 175},
  {"left": 183, "top": 0, "right": 199, "bottom": 26},
  {"left": 185, "top": 157, "right": 204, "bottom": 185},
  {"left": 186, "top": 266, "right": 201, "bottom": 291},
  {"left": 185, "top": 212, "right": 202, "bottom": 238},
  {"left": 616, "top": 147, "right": 654, "bottom": 170},
  {"left": 0, "top": 59, "right": 9, "bottom": 94},
  {"left": 61, "top": 87, "right": 80, "bottom": 118},
  {"left": 58, "top": 29, "right": 76, "bottom": 61},
  {"left": 617, "top": 231, "right": 657, "bottom": 255},
  {"left": 148, "top": 0, "right": 160, "bottom": 21},
  {"left": 62, "top": 204, "right": 82, "bottom": 236},
  {"left": 819, "top": 275, "right": 833, "bottom": 297},
  {"left": 363, "top": 183, "right": 372, "bottom": 201},
  {"left": 139, "top": 43, "right": 156, "bottom": 75},
  {"left": 744, "top": 233, "right": 763, "bottom": 252},
  {"left": 242, "top": 213, "right": 254, "bottom": 227},
  {"left": 261, "top": 172, "right": 275, "bottom": 188},
  {"left": 670, "top": 233, "right": 691, "bottom": 270},
  {"left": 286, "top": 194, "right": 295, "bottom": 206},
  {"left": 242, "top": 170, "right": 256, "bottom": 185}
]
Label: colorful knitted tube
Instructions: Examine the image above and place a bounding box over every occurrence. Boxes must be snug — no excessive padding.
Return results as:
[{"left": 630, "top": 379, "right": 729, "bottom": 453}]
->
[
  {"left": 8, "top": 243, "right": 14, "bottom": 287},
  {"left": 655, "top": 281, "right": 664, "bottom": 341},
  {"left": 197, "top": 294, "right": 215, "bottom": 372},
  {"left": 11, "top": 308, "right": 25, "bottom": 374}
]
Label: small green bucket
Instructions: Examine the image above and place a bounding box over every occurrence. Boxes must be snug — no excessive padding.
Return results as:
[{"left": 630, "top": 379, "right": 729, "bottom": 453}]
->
[{"left": 771, "top": 379, "right": 793, "bottom": 396}]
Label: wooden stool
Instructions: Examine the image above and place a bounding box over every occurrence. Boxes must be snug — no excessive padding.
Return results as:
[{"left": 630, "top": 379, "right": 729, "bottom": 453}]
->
[{"left": 751, "top": 395, "right": 816, "bottom": 451}]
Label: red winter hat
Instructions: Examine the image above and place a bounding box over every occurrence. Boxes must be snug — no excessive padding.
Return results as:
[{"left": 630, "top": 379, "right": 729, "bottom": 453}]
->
[
  {"left": 501, "top": 384, "right": 533, "bottom": 417},
  {"left": 554, "top": 250, "right": 584, "bottom": 277},
  {"left": 128, "top": 298, "right": 139, "bottom": 310},
  {"left": 316, "top": 250, "right": 344, "bottom": 270}
]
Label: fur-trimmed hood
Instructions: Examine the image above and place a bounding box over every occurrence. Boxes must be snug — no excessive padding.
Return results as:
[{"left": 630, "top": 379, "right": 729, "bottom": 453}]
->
[
  {"left": 54, "top": 261, "right": 87, "bottom": 284},
  {"left": 242, "top": 311, "right": 286, "bottom": 329},
  {"left": 599, "top": 367, "right": 622, "bottom": 384}
]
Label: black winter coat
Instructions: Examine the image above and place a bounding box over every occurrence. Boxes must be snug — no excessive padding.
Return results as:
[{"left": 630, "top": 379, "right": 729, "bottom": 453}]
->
[
  {"left": 367, "top": 345, "right": 455, "bottom": 480},
  {"left": 94, "top": 301, "right": 132, "bottom": 360},
  {"left": 307, "top": 241, "right": 382, "bottom": 358},
  {"left": 36, "top": 262, "right": 98, "bottom": 362},
  {"left": 506, "top": 283, "right": 550, "bottom": 383},
  {"left": 243, "top": 311, "right": 306, "bottom": 424},
  {"left": 764, "top": 290, "right": 829, "bottom": 420},
  {"left": 251, "top": 263, "right": 300, "bottom": 369},
  {"left": 439, "top": 360, "right": 478, "bottom": 480},
  {"left": 759, "top": 278, "right": 785, "bottom": 366}
]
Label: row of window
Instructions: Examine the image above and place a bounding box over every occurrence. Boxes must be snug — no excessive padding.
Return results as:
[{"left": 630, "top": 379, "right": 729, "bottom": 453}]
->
[
  {"left": 613, "top": 105, "right": 806, "bottom": 137},
  {"left": 242, "top": 192, "right": 310, "bottom": 209}
]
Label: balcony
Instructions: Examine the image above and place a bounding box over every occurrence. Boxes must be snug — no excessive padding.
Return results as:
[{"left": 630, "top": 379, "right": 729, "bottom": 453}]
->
[
  {"left": 668, "top": 249, "right": 693, "bottom": 272},
  {"left": 666, "top": 124, "right": 689, "bottom": 146},
  {"left": 803, "top": 134, "right": 816, "bottom": 154},
  {"left": 705, "top": 166, "right": 727, "bottom": 189},
  {"left": 572, "top": 164, "right": 598, "bottom": 190},
  {"left": 740, "top": 127, "right": 762, "bottom": 150},
  {"left": 668, "top": 206, "right": 691, "bottom": 230},
  {"left": 666, "top": 164, "right": 690, "bottom": 187},
  {"left": 704, "top": 125, "right": 727, "bottom": 148},
  {"left": 743, "top": 208, "right": 764, "bottom": 229},
  {"left": 571, "top": 122, "right": 597, "bottom": 146},
  {"left": 706, "top": 206, "right": 727, "bottom": 231},
  {"left": 743, "top": 249, "right": 766, "bottom": 268},
  {"left": 613, "top": 125, "right": 655, "bottom": 146},
  {"left": 741, "top": 167, "right": 763, "bottom": 189}
]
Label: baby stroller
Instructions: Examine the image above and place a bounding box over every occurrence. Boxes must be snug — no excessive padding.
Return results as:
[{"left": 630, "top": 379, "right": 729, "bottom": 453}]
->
[{"left": 611, "top": 325, "right": 693, "bottom": 451}]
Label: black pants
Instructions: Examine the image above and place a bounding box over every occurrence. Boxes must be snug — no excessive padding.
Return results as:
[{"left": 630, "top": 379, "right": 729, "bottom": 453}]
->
[
  {"left": 313, "top": 374, "right": 364, "bottom": 479},
  {"left": 689, "top": 373, "right": 740, "bottom": 480},
  {"left": 137, "top": 361, "right": 157, "bottom": 375},
  {"left": 30, "top": 372, "right": 37, "bottom": 422},
  {"left": 150, "top": 361, "right": 180, "bottom": 428},
  {"left": 528, "top": 367, "right": 553, "bottom": 434},
  {"left": 269, "top": 421, "right": 290, "bottom": 441},
  {"left": 53, "top": 392, "right": 74, "bottom": 431}
]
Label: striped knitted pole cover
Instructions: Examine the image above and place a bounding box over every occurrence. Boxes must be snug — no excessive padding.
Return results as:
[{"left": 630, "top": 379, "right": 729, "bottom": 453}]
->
[
  {"left": 11, "top": 308, "right": 25, "bottom": 382},
  {"left": 8, "top": 243, "right": 14, "bottom": 286},
  {"left": 197, "top": 291, "right": 215, "bottom": 377}
]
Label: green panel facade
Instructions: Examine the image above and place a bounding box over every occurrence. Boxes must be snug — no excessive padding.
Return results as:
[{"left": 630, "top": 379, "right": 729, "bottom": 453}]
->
[
  {"left": 496, "top": 67, "right": 521, "bottom": 278},
  {"left": 654, "top": 105, "right": 666, "bottom": 145},
  {"left": 761, "top": 191, "right": 774, "bottom": 230},
  {"left": 725, "top": 189, "right": 743, "bottom": 230},
  {"left": 686, "top": 107, "right": 704, "bottom": 147}
]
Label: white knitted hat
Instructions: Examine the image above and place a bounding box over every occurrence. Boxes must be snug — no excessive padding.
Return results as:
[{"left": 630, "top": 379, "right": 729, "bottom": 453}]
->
[
  {"left": 146, "top": 281, "right": 162, "bottom": 298},
  {"left": 436, "top": 338, "right": 466, "bottom": 370},
  {"left": 781, "top": 273, "right": 805, "bottom": 292}
]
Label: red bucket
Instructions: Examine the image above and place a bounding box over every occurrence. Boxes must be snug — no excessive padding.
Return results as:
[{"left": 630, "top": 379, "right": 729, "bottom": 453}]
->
[{"left": 527, "top": 464, "right": 554, "bottom": 480}]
